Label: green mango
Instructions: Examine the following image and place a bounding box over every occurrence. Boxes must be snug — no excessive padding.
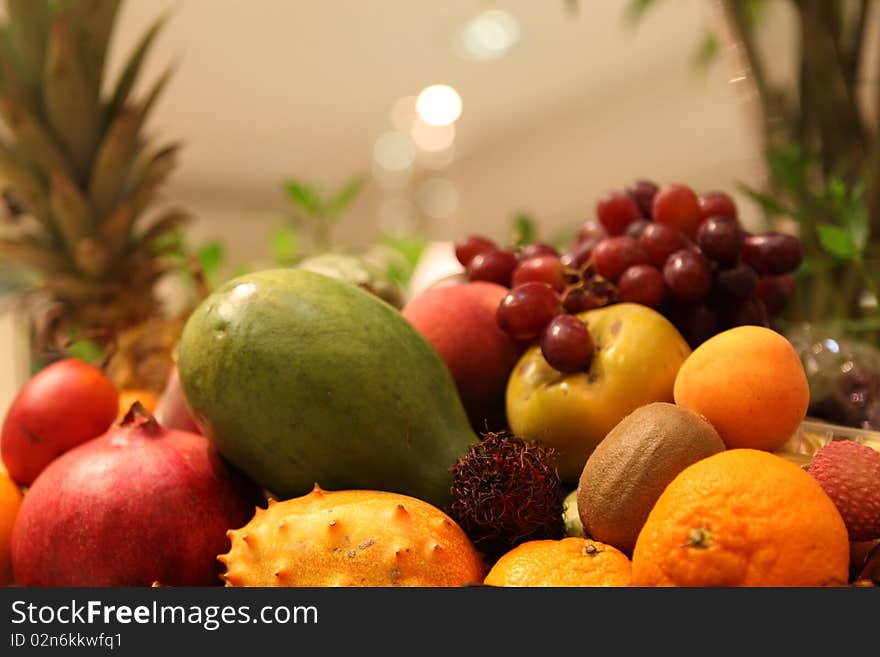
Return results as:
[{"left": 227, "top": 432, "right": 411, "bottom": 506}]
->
[{"left": 177, "top": 268, "right": 477, "bottom": 507}]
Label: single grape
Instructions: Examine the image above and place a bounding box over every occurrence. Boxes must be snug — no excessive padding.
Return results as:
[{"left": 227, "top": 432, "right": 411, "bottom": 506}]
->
[
  {"left": 562, "top": 286, "right": 605, "bottom": 313},
  {"left": 724, "top": 296, "right": 769, "bottom": 329},
  {"left": 455, "top": 235, "right": 496, "bottom": 267},
  {"left": 639, "top": 222, "right": 689, "bottom": 268},
  {"left": 715, "top": 262, "right": 757, "bottom": 300},
  {"left": 624, "top": 219, "right": 651, "bottom": 240},
  {"left": 626, "top": 179, "right": 659, "bottom": 218},
  {"left": 663, "top": 249, "right": 712, "bottom": 303},
  {"left": 596, "top": 191, "right": 643, "bottom": 235},
  {"left": 540, "top": 314, "right": 595, "bottom": 373},
  {"left": 698, "top": 191, "right": 738, "bottom": 222},
  {"left": 467, "top": 249, "right": 518, "bottom": 286},
  {"left": 591, "top": 236, "right": 649, "bottom": 281},
  {"left": 576, "top": 219, "right": 607, "bottom": 243},
  {"left": 561, "top": 238, "right": 600, "bottom": 270},
  {"left": 755, "top": 274, "right": 795, "bottom": 317},
  {"left": 740, "top": 232, "right": 803, "bottom": 275},
  {"left": 512, "top": 255, "right": 567, "bottom": 291},
  {"left": 696, "top": 215, "right": 743, "bottom": 264},
  {"left": 617, "top": 264, "right": 667, "bottom": 308},
  {"left": 652, "top": 183, "right": 701, "bottom": 237},
  {"left": 672, "top": 303, "right": 721, "bottom": 349},
  {"left": 496, "top": 282, "right": 562, "bottom": 341},
  {"left": 519, "top": 242, "right": 559, "bottom": 261}
]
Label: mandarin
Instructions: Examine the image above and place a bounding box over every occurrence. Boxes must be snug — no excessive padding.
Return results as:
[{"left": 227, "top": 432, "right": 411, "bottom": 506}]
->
[
  {"left": 116, "top": 389, "right": 159, "bottom": 421},
  {"left": 484, "top": 537, "right": 631, "bottom": 587},
  {"left": 631, "top": 449, "right": 849, "bottom": 587},
  {"left": 0, "top": 467, "right": 23, "bottom": 585}
]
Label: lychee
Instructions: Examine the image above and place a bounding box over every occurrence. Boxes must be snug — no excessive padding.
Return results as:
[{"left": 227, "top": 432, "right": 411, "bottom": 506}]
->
[{"left": 808, "top": 440, "right": 880, "bottom": 541}]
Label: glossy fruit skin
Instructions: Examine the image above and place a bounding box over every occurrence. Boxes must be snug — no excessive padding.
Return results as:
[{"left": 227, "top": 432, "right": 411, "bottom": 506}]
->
[
  {"left": 663, "top": 249, "right": 712, "bottom": 303},
  {"left": 540, "top": 314, "right": 595, "bottom": 373},
  {"left": 639, "top": 223, "right": 688, "bottom": 268},
  {"left": 506, "top": 303, "right": 691, "bottom": 481},
  {"left": 484, "top": 538, "right": 631, "bottom": 587},
  {"left": 511, "top": 256, "right": 567, "bottom": 291},
  {"left": 591, "top": 236, "right": 649, "bottom": 281},
  {"left": 631, "top": 449, "right": 850, "bottom": 587},
  {"left": 466, "top": 249, "right": 518, "bottom": 286},
  {"left": 596, "top": 191, "right": 643, "bottom": 235},
  {"left": 11, "top": 410, "right": 261, "bottom": 586},
  {"left": 618, "top": 264, "right": 667, "bottom": 308},
  {"left": 673, "top": 325, "right": 808, "bottom": 451},
  {"left": 652, "top": 184, "right": 701, "bottom": 237},
  {"left": 221, "top": 486, "right": 484, "bottom": 587},
  {"left": 1, "top": 359, "right": 119, "bottom": 486},
  {"left": 178, "top": 269, "right": 477, "bottom": 507},
  {"left": 0, "top": 469, "right": 22, "bottom": 585},
  {"left": 740, "top": 232, "right": 803, "bottom": 275},
  {"left": 497, "top": 282, "right": 562, "bottom": 341},
  {"left": 455, "top": 235, "right": 496, "bottom": 267}
]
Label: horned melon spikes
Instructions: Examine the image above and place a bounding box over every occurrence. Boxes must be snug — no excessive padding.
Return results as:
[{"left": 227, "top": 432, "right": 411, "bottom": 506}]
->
[{"left": 217, "top": 488, "right": 485, "bottom": 587}]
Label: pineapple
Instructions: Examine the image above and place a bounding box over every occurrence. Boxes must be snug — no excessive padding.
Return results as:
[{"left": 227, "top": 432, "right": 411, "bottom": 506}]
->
[{"left": 0, "top": 1, "right": 187, "bottom": 362}]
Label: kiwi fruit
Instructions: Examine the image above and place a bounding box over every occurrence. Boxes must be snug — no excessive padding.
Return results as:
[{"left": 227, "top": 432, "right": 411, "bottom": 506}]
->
[{"left": 577, "top": 402, "right": 725, "bottom": 555}]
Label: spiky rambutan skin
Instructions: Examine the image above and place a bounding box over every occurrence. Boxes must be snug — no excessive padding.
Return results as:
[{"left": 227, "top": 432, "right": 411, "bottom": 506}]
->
[
  {"left": 809, "top": 440, "right": 880, "bottom": 541},
  {"left": 448, "top": 431, "right": 565, "bottom": 563}
]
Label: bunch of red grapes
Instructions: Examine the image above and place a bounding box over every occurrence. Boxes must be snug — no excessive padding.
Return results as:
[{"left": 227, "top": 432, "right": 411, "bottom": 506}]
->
[{"left": 454, "top": 179, "right": 803, "bottom": 372}]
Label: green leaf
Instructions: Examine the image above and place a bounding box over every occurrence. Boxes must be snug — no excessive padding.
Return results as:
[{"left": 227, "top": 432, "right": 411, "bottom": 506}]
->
[
  {"left": 624, "top": 0, "right": 661, "bottom": 25},
  {"left": 817, "top": 224, "right": 855, "bottom": 260},
  {"left": 691, "top": 30, "right": 719, "bottom": 74},
  {"left": 283, "top": 179, "right": 323, "bottom": 216},
  {"left": 66, "top": 337, "right": 103, "bottom": 365},
  {"left": 381, "top": 234, "right": 426, "bottom": 270},
  {"left": 736, "top": 182, "right": 790, "bottom": 217},
  {"left": 197, "top": 241, "right": 225, "bottom": 278},
  {"left": 511, "top": 212, "right": 537, "bottom": 246},
  {"left": 270, "top": 225, "right": 299, "bottom": 265},
  {"left": 326, "top": 176, "right": 366, "bottom": 219},
  {"left": 766, "top": 145, "right": 813, "bottom": 195}
]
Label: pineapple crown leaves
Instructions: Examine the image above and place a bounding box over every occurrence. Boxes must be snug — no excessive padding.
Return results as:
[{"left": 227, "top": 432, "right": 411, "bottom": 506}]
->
[{"left": 0, "top": 0, "right": 187, "bottom": 328}]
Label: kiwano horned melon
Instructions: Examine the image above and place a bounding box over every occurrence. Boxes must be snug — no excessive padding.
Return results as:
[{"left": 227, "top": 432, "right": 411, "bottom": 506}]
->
[
  {"left": 177, "top": 269, "right": 477, "bottom": 507},
  {"left": 220, "top": 486, "right": 486, "bottom": 586}
]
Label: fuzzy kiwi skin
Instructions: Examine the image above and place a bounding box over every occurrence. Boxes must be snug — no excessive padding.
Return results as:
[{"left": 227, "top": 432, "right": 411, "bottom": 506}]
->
[{"left": 577, "top": 402, "right": 725, "bottom": 555}]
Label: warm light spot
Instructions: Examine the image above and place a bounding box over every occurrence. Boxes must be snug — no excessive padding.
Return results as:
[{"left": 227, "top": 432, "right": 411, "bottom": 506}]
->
[
  {"left": 416, "top": 84, "right": 462, "bottom": 127},
  {"left": 456, "top": 10, "right": 520, "bottom": 60},
  {"left": 410, "top": 119, "right": 455, "bottom": 153},
  {"left": 373, "top": 131, "right": 416, "bottom": 172}
]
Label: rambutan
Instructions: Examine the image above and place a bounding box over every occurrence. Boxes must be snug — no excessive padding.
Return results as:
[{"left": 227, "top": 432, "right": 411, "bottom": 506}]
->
[{"left": 448, "top": 431, "right": 565, "bottom": 563}]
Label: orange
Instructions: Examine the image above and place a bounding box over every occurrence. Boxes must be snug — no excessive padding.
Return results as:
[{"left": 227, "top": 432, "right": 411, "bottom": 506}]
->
[
  {"left": 673, "top": 325, "right": 809, "bottom": 451},
  {"left": 484, "top": 537, "right": 631, "bottom": 587},
  {"left": 0, "top": 467, "right": 23, "bottom": 585},
  {"left": 631, "top": 449, "right": 849, "bottom": 587},
  {"left": 116, "top": 389, "right": 158, "bottom": 421}
]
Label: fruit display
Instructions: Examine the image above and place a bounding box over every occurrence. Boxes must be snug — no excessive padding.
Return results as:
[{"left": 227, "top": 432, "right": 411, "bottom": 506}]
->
[
  {"left": 1, "top": 358, "right": 119, "bottom": 485},
  {"left": 483, "top": 538, "right": 632, "bottom": 587},
  {"left": 221, "top": 486, "right": 484, "bottom": 586},
  {"left": 0, "top": 468, "right": 22, "bottom": 585},
  {"left": 577, "top": 402, "right": 725, "bottom": 555},
  {"left": 11, "top": 404, "right": 261, "bottom": 586},
  {"left": 3, "top": 175, "right": 879, "bottom": 589},
  {"left": 506, "top": 303, "right": 691, "bottom": 481},
  {"left": 631, "top": 449, "right": 850, "bottom": 587},
  {"left": 177, "top": 268, "right": 477, "bottom": 507}
]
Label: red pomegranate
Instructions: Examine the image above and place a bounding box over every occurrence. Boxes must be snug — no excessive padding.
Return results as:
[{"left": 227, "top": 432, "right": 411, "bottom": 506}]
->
[{"left": 12, "top": 403, "right": 262, "bottom": 586}]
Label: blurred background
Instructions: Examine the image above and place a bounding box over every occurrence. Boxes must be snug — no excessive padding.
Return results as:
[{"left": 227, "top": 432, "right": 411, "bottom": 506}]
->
[{"left": 1, "top": 0, "right": 878, "bottom": 419}]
